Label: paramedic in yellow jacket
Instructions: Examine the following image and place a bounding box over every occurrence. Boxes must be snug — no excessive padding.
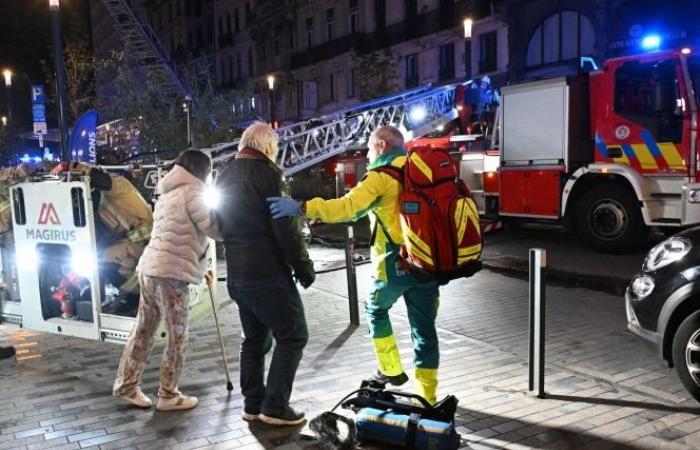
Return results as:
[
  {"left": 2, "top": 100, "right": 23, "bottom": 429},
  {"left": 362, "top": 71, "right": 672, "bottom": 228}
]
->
[
  {"left": 267, "top": 125, "right": 441, "bottom": 404},
  {"left": 51, "top": 161, "right": 153, "bottom": 311}
]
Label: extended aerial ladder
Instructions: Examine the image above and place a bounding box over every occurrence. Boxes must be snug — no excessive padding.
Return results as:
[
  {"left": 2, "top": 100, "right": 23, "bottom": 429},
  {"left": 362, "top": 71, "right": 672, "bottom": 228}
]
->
[
  {"left": 208, "top": 83, "right": 462, "bottom": 175},
  {"left": 99, "top": 0, "right": 191, "bottom": 99}
]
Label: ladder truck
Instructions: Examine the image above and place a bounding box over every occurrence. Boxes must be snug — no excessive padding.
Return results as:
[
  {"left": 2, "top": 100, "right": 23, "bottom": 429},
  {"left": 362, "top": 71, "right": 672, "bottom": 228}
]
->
[{"left": 414, "top": 48, "right": 700, "bottom": 253}]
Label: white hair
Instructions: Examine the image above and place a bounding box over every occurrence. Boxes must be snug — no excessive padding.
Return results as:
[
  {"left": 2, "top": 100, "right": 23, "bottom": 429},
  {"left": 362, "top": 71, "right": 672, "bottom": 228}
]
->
[
  {"left": 371, "top": 125, "right": 405, "bottom": 149},
  {"left": 239, "top": 122, "right": 279, "bottom": 161}
]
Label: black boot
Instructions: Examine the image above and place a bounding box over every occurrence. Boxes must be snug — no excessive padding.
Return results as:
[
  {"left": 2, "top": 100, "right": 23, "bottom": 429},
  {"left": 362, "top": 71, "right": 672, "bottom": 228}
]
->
[
  {"left": 0, "top": 346, "right": 16, "bottom": 360},
  {"left": 370, "top": 369, "right": 409, "bottom": 386}
]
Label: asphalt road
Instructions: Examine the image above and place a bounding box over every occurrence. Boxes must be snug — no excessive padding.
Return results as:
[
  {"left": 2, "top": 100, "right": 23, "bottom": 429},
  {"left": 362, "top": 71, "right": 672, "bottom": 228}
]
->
[{"left": 310, "top": 222, "right": 668, "bottom": 295}]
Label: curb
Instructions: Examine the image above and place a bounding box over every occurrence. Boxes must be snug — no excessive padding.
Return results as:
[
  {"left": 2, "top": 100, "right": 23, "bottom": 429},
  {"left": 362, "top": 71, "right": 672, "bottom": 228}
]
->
[{"left": 482, "top": 256, "right": 629, "bottom": 297}]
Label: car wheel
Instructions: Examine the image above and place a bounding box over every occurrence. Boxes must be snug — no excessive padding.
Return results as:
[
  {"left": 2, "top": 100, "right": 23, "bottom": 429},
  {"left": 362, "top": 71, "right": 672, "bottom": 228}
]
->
[
  {"left": 575, "top": 183, "right": 647, "bottom": 254},
  {"left": 672, "top": 310, "right": 700, "bottom": 403}
]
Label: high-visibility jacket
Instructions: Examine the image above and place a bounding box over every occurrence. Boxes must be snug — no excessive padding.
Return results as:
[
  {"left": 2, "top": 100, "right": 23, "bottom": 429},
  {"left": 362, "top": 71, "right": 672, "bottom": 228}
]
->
[{"left": 305, "top": 148, "right": 407, "bottom": 282}]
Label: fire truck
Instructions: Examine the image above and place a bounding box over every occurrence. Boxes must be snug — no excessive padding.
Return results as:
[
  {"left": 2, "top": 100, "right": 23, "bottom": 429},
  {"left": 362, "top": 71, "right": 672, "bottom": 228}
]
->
[
  {"left": 413, "top": 48, "right": 700, "bottom": 253},
  {"left": 0, "top": 171, "right": 216, "bottom": 343}
]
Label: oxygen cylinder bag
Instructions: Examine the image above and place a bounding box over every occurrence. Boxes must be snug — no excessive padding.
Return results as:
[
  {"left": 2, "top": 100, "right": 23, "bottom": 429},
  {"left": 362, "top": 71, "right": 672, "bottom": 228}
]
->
[{"left": 310, "top": 380, "right": 461, "bottom": 450}]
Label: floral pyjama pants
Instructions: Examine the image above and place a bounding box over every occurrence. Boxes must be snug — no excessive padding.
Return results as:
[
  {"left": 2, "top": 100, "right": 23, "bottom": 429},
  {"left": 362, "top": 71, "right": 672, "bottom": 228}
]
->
[{"left": 113, "top": 274, "right": 190, "bottom": 399}]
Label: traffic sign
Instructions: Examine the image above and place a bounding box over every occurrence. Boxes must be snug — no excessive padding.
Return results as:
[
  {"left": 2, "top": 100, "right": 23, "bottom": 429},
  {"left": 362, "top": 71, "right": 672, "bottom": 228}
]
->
[
  {"left": 31, "top": 84, "right": 47, "bottom": 135},
  {"left": 143, "top": 170, "right": 160, "bottom": 189}
]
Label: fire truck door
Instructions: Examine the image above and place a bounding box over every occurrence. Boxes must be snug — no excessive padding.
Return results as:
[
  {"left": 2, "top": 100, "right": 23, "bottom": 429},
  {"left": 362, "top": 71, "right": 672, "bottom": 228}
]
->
[{"left": 11, "top": 180, "right": 102, "bottom": 341}]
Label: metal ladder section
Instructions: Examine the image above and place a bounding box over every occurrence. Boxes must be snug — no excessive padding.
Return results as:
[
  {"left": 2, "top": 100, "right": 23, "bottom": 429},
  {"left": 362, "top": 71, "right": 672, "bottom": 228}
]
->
[
  {"left": 99, "top": 0, "right": 191, "bottom": 98},
  {"left": 210, "top": 83, "right": 460, "bottom": 176}
]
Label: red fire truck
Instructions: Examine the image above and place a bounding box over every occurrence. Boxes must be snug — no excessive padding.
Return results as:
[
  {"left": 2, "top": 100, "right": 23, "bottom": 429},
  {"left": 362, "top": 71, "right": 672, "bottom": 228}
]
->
[{"left": 412, "top": 48, "right": 700, "bottom": 253}]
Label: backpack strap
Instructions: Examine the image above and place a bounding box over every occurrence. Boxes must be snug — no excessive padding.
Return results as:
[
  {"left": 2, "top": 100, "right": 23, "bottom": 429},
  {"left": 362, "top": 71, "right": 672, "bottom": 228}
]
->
[{"left": 365, "top": 166, "right": 403, "bottom": 247}]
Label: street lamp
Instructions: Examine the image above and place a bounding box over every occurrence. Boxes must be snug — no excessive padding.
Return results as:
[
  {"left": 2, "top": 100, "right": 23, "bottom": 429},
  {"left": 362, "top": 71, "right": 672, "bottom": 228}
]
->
[
  {"left": 463, "top": 17, "right": 473, "bottom": 80},
  {"left": 49, "top": 0, "right": 70, "bottom": 161},
  {"left": 3, "top": 69, "right": 14, "bottom": 163},
  {"left": 183, "top": 96, "right": 192, "bottom": 147},
  {"left": 267, "top": 75, "right": 275, "bottom": 127}
]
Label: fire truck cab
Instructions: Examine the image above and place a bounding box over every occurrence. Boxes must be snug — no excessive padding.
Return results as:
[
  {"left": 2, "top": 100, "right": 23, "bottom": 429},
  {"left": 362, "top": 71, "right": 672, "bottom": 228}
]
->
[
  {"left": 437, "top": 49, "right": 700, "bottom": 253},
  {"left": 0, "top": 173, "right": 216, "bottom": 343}
]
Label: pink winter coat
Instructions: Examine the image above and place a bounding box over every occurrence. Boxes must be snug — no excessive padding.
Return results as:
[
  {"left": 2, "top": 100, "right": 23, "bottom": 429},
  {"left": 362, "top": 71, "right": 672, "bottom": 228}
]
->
[{"left": 137, "top": 165, "right": 219, "bottom": 284}]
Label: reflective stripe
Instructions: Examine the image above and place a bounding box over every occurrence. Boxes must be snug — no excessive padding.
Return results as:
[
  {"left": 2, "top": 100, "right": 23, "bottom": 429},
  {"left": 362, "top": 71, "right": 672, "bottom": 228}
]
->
[
  {"left": 658, "top": 142, "right": 686, "bottom": 170},
  {"left": 372, "top": 334, "right": 404, "bottom": 376},
  {"left": 401, "top": 217, "right": 431, "bottom": 255},
  {"left": 409, "top": 152, "right": 433, "bottom": 182},
  {"left": 458, "top": 244, "right": 482, "bottom": 257},
  {"left": 406, "top": 239, "right": 434, "bottom": 266},
  {"left": 631, "top": 144, "right": 658, "bottom": 170},
  {"left": 455, "top": 199, "right": 468, "bottom": 243},
  {"left": 414, "top": 367, "right": 439, "bottom": 405},
  {"left": 458, "top": 254, "right": 480, "bottom": 264}
]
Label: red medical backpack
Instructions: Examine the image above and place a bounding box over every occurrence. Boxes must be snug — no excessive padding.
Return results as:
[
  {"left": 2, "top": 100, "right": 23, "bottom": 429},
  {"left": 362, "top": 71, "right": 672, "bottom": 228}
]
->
[{"left": 373, "top": 146, "right": 482, "bottom": 284}]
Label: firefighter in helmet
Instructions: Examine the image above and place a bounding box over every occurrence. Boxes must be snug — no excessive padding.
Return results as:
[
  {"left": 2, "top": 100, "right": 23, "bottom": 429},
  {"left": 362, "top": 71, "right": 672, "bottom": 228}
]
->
[
  {"left": 267, "top": 125, "right": 442, "bottom": 404},
  {"left": 51, "top": 161, "right": 153, "bottom": 315}
]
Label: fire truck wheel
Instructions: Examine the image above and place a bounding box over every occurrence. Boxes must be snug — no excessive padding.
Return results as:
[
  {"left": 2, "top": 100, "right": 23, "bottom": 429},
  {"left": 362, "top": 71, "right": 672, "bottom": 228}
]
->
[{"left": 575, "top": 183, "right": 646, "bottom": 254}]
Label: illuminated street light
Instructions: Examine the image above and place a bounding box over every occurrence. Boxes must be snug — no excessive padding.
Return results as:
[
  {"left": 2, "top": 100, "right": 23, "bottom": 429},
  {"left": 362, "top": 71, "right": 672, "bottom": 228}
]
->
[
  {"left": 1, "top": 116, "right": 6, "bottom": 127},
  {"left": 2, "top": 69, "right": 12, "bottom": 87},
  {"left": 463, "top": 18, "right": 473, "bottom": 39},
  {"left": 267, "top": 74, "right": 275, "bottom": 126},
  {"left": 681, "top": 47, "right": 692, "bottom": 55},
  {"left": 48, "top": 0, "right": 70, "bottom": 160}
]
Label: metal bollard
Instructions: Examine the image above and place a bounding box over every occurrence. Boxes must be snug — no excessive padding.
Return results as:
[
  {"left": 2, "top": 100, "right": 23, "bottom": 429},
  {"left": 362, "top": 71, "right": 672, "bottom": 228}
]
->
[
  {"left": 345, "top": 224, "right": 360, "bottom": 326},
  {"left": 528, "top": 248, "right": 546, "bottom": 398}
]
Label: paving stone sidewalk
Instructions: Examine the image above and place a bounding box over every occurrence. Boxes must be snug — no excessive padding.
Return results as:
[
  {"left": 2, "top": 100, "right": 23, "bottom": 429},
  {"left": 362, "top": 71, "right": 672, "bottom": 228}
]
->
[{"left": 1, "top": 261, "right": 700, "bottom": 450}]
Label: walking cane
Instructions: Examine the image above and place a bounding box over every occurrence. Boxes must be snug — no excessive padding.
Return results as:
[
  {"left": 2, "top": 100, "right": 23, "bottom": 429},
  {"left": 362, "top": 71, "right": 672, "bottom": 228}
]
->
[{"left": 205, "top": 271, "right": 234, "bottom": 392}]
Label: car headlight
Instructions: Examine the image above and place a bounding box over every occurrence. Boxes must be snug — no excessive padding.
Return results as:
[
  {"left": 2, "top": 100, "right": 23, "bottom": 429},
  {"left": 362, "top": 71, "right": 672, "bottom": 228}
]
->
[
  {"left": 643, "top": 237, "right": 692, "bottom": 272},
  {"left": 630, "top": 275, "right": 655, "bottom": 299}
]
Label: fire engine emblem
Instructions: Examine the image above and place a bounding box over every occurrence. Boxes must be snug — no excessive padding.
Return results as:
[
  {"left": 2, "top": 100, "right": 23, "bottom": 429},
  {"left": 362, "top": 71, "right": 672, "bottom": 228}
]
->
[
  {"left": 38, "top": 202, "right": 61, "bottom": 225},
  {"left": 615, "top": 125, "right": 631, "bottom": 140}
]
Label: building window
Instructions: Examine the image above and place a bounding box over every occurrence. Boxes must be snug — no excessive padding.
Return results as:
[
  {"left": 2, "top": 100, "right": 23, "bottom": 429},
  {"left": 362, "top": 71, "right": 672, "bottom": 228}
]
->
[
  {"left": 176, "top": 0, "right": 181, "bottom": 17},
  {"left": 168, "top": 4, "right": 173, "bottom": 22},
  {"left": 347, "top": 68, "right": 357, "bottom": 98},
  {"left": 306, "top": 17, "right": 314, "bottom": 49},
  {"left": 526, "top": 11, "right": 596, "bottom": 67},
  {"left": 236, "top": 52, "right": 242, "bottom": 79},
  {"left": 405, "top": 53, "right": 419, "bottom": 87},
  {"left": 290, "top": 31, "right": 295, "bottom": 50},
  {"left": 227, "top": 55, "right": 233, "bottom": 83},
  {"left": 329, "top": 73, "right": 335, "bottom": 101},
  {"left": 218, "top": 17, "right": 223, "bottom": 37},
  {"left": 614, "top": 59, "right": 682, "bottom": 143},
  {"left": 349, "top": 0, "right": 359, "bottom": 33},
  {"left": 248, "top": 46, "right": 254, "bottom": 76},
  {"left": 274, "top": 37, "right": 280, "bottom": 56},
  {"left": 261, "top": 43, "right": 266, "bottom": 62},
  {"left": 303, "top": 81, "right": 318, "bottom": 110},
  {"left": 478, "top": 31, "right": 497, "bottom": 73},
  {"left": 439, "top": 43, "right": 455, "bottom": 81},
  {"left": 326, "top": 8, "right": 335, "bottom": 41},
  {"left": 234, "top": 9, "right": 240, "bottom": 33},
  {"left": 226, "top": 14, "right": 232, "bottom": 35}
]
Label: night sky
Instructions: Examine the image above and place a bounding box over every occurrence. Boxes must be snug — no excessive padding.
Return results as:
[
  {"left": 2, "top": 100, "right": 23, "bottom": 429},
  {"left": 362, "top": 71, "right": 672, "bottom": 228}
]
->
[{"left": 0, "top": 0, "right": 90, "bottom": 132}]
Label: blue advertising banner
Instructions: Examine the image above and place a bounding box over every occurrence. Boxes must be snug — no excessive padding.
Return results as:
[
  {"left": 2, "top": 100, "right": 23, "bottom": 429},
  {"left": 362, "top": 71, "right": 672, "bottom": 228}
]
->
[
  {"left": 31, "top": 84, "right": 47, "bottom": 135},
  {"left": 69, "top": 110, "right": 98, "bottom": 164}
]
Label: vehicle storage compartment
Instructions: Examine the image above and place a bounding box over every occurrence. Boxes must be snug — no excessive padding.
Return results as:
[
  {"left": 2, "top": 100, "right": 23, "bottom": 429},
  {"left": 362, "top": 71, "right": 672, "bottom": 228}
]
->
[
  {"left": 499, "top": 76, "right": 590, "bottom": 170},
  {"left": 499, "top": 167, "right": 563, "bottom": 218}
]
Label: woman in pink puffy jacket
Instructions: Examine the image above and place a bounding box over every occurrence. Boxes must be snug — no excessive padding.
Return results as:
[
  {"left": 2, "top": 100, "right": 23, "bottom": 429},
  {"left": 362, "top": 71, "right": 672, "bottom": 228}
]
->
[{"left": 113, "top": 150, "right": 219, "bottom": 411}]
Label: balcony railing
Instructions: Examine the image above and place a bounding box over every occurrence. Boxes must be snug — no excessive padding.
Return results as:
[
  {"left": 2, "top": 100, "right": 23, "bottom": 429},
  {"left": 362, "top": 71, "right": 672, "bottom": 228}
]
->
[{"left": 290, "top": 9, "right": 459, "bottom": 69}]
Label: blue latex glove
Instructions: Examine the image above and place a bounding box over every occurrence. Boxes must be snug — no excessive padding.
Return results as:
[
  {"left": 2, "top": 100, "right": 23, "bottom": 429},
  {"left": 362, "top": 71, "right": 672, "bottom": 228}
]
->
[{"left": 267, "top": 196, "right": 302, "bottom": 219}]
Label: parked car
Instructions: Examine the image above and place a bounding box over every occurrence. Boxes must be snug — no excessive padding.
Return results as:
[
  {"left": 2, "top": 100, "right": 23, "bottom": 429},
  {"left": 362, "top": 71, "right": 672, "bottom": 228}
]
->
[{"left": 626, "top": 227, "right": 700, "bottom": 402}]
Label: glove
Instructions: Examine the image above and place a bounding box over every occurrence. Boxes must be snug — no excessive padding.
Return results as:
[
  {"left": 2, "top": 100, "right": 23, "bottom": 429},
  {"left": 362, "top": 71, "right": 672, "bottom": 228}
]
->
[{"left": 267, "top": 196, "right": 302, "bottom": 219}]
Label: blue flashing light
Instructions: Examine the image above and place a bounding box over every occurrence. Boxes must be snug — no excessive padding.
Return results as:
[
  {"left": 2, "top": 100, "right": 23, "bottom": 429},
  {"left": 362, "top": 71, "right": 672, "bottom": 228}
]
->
[
  {"left": 32, "top": 157, "right": 42, "bottom": 163},
  {"left": 641, "top": 35, "right": 661, "bottom": 50},
  {"left": 20, "top": 154, "right": 31, "bottom": 163}
]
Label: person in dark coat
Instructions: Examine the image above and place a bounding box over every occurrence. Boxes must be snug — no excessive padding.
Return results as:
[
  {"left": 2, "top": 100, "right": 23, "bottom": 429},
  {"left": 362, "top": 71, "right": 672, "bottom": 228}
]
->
[{"left": 216, "top": 122, "right": 314, "bottom": 426}]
